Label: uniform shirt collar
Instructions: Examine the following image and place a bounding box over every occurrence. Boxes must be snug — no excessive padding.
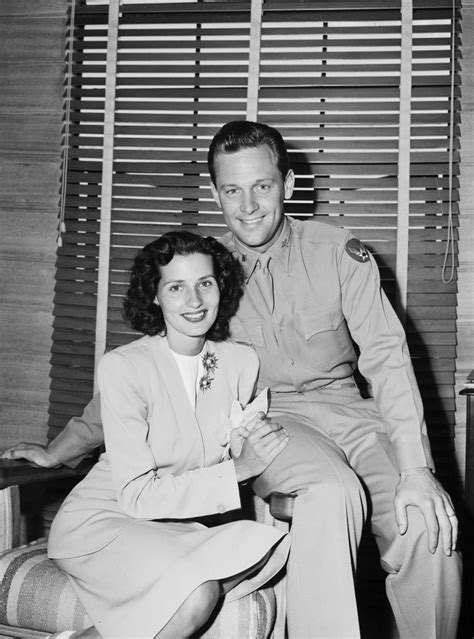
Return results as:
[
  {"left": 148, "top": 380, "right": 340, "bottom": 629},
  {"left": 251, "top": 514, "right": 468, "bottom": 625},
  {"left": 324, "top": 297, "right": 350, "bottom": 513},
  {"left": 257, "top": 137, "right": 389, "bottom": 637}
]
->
[{"left": 223, "top": 217, "right": 292, "bottom": 280}]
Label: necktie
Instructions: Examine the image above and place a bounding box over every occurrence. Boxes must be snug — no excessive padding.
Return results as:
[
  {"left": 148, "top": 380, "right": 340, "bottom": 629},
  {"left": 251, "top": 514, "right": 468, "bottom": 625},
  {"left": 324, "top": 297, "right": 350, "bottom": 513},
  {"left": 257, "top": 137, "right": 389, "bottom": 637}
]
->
[{"left": 253, "top": 255, "right": 274, "bottom": 314}]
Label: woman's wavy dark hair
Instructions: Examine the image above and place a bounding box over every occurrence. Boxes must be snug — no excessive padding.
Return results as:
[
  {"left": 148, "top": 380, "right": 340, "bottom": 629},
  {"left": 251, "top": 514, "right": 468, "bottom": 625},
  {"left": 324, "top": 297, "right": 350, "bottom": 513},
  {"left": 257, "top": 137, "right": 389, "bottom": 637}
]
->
[{"left": 123, "top": 231, "right": 245, "bottom": 341}]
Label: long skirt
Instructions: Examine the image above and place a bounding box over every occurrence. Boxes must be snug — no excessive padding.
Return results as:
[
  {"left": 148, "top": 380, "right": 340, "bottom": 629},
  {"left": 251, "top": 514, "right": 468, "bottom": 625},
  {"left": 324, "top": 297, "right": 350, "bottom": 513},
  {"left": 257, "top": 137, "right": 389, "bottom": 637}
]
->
[{"left": 54, "top": 517, "right": 290, "bottom": 638}]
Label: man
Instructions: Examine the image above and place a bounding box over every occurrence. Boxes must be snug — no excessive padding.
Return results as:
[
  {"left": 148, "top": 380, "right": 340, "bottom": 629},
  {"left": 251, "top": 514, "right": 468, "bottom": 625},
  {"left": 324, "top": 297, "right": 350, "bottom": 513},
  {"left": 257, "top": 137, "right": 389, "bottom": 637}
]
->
[{"left": 4, "top": 121, "right": 461, "bottom": 638}]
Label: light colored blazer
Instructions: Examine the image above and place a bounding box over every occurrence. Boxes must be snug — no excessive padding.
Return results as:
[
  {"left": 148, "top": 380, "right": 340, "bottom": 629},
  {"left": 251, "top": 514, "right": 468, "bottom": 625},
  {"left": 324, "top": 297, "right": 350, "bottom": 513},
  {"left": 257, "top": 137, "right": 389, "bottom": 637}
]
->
[{"left": 48, "top": 336, "right": 259, "bottom": 559}]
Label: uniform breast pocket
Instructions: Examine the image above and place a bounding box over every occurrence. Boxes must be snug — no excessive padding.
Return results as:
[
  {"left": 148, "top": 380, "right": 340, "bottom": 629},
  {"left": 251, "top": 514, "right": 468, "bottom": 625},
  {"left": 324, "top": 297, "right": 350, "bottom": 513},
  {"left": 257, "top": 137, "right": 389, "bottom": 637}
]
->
[
  {"left": 229, "top": 317, "right": 266, "bottom": 349},
  {"left": 299, "top": 304, "right": 350, "bottom": 369}
]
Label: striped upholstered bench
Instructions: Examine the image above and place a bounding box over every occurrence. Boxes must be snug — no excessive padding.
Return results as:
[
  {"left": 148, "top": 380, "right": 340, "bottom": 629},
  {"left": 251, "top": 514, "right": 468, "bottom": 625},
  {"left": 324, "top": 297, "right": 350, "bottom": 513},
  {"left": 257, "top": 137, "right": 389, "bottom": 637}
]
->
[
  {"left": 0, "top": 537, "right": 91, "bottom": 634},
  {"left": 0, "top": 461, "right": 292, "bottom": 638},
  {"left": 0, "top": 537, "right": 277, "bottom": 638}
]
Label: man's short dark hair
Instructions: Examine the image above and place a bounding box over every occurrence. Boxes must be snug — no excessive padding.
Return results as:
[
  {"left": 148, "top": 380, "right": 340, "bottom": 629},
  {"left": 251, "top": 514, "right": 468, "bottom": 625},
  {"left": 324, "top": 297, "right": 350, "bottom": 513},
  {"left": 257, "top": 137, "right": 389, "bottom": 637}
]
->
[
  {"left": 208, "top": 120, "right": 290, "bottom": 185},
  {"left": 123, "top": 230, "right": 244, "bottom": 341}
]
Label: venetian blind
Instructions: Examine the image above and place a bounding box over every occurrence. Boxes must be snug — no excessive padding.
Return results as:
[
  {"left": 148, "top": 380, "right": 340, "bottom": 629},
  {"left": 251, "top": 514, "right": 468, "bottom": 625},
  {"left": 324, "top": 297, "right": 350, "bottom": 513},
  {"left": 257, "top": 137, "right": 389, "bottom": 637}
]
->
[
  {"left": 49, "top": 1, "right": 108, "bottom": 433},
  {"left": 49, "top": 0, "right": 462, "bottom": 482},
  {"left": 106, "top": 1, "right": 253, "bottom": 352},
  {"left": 255, "top": 0, "right": 461, "bottom": 473}
]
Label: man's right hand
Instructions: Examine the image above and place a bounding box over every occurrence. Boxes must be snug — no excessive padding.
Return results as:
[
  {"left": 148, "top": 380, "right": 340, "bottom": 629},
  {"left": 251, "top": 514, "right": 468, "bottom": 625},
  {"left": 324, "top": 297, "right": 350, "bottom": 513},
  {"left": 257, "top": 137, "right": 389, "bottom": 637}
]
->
[
  {"left": 1, "top": 443, "right": 61, "bottom": 468},
  {"left": 233, "top": 412, "right": 289, "bottom": 483}
]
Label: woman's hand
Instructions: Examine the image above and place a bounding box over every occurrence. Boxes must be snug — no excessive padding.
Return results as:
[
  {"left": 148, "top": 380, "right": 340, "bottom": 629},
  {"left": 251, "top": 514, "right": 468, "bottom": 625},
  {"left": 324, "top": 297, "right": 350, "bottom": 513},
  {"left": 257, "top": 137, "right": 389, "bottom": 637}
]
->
[
  {"left": 232, "top": 412, "right": 289, "bottom": 483},
  {"left": 229, "top": 411, "right": 270, "bottom": 458},
  {"left": 229, "top": 427, "right": 248, "bottom": 458},
  {"left": 1, "top": 443, "right": 61, "bottom": 468}
]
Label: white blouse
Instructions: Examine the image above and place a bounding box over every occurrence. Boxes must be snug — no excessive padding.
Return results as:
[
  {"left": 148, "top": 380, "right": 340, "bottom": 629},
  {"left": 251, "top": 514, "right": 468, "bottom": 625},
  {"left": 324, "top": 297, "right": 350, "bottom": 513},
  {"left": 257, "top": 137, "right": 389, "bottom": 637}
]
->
[{"left": 170, "top": 346, "right": 205, "bottom": 413}]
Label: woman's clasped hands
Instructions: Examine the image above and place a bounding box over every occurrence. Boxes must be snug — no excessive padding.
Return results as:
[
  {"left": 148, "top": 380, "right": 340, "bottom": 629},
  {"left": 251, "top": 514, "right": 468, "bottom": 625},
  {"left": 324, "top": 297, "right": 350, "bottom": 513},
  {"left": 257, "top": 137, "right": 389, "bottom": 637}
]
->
[{"left": 231, "top": 411, "right": 289, "bottom": 483}]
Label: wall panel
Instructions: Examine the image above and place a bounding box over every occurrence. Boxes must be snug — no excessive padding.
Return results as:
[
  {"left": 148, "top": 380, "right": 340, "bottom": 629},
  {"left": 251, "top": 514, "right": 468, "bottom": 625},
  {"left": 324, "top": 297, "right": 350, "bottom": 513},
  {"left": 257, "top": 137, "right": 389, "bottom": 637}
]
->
[{"left": 0, "top": 0, "right": 67, "bottom": 448}]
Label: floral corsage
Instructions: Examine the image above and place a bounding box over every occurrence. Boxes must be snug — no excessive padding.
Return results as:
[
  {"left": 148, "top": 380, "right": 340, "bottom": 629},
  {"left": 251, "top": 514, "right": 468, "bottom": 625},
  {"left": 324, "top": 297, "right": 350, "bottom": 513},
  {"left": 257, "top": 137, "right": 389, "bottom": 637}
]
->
[{"left": 199, "top": 350, "right": 218, "bottom": 392}]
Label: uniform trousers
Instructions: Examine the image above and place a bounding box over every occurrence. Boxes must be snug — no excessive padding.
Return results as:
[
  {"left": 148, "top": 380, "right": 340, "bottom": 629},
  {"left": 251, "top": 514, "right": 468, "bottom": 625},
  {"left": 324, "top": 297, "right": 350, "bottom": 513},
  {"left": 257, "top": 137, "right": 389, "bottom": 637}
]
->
[{"left": 252, "top": 383, "right": 462, "bottom": 639}]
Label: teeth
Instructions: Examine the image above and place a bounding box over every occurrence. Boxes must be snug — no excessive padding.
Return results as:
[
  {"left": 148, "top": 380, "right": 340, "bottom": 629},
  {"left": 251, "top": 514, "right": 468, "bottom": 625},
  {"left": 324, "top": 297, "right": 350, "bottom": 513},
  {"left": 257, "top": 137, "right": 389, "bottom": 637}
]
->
[{"left": 183, "top": 311, "right": 206, "bottom": 321}]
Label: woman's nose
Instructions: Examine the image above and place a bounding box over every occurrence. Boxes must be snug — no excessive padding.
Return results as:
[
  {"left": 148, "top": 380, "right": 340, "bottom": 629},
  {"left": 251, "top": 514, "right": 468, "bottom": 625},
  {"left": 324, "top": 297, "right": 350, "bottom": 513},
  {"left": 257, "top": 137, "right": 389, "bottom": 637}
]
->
[{"left": 187, "top": 287, "right": 203, "bottom": 307}]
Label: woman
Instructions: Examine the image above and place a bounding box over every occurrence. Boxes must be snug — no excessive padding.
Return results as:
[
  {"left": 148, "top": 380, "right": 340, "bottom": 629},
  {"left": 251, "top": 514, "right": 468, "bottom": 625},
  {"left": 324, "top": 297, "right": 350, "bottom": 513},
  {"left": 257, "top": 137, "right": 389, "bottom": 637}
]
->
[{"left": 48, "top": 231, "right": 290, "bottom": 638}]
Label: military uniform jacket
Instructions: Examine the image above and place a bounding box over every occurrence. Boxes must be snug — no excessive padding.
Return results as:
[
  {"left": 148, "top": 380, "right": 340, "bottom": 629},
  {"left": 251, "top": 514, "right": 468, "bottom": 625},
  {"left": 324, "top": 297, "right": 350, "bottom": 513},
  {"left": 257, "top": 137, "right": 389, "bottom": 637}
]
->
[{"left": 221, "top": 217, "right": 433, "bottom": 473}]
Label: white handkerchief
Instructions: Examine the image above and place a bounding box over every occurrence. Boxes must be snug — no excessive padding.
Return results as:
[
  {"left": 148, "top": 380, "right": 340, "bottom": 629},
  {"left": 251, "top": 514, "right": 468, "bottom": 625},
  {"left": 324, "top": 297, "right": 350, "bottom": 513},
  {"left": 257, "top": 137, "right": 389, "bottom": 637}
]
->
[
  {"left": 219, "top": 388, "right": 269, "bottom": 458},
  {"left": 229, "top": 387, "right": 269, "bottom": 430}
]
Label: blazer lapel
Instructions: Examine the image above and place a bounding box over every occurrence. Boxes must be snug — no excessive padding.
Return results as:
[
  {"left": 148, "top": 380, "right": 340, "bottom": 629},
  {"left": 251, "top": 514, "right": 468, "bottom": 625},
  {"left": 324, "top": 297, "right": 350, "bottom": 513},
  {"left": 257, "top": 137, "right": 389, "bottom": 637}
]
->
[
  {"left": 195, "top": 341, "right": 218, "bottom": 420},
  {"left": 149, "top": 338, "right": 229, "bottom": 462},
  {"left": 195, "top": 342, "right": 232, "bottom": 450}
]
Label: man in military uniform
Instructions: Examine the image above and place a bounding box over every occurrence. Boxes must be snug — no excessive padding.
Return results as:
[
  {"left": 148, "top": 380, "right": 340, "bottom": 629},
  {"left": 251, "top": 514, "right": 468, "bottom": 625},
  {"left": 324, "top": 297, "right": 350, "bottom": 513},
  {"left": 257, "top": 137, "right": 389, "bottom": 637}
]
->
[{"left": 4, "top": 121, "right": 461, "bottom": 638}]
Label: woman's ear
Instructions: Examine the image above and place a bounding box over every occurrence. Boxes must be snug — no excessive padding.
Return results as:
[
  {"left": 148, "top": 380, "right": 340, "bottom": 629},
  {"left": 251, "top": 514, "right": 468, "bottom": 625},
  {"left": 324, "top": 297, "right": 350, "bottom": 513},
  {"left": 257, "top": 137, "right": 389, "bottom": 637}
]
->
[{"left": 153, "top": 296, "right": 160, "bottom": 307}]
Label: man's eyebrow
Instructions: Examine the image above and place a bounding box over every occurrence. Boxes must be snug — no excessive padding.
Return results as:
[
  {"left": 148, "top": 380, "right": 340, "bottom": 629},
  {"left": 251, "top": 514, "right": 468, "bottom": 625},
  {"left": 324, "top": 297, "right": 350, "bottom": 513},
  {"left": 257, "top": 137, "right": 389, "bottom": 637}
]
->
[
  {"left": 220, "top": 177, "right": 275, "bottom": 188},
  {"left": 219, "top": 183, "right": 237, "bottom": 188}
]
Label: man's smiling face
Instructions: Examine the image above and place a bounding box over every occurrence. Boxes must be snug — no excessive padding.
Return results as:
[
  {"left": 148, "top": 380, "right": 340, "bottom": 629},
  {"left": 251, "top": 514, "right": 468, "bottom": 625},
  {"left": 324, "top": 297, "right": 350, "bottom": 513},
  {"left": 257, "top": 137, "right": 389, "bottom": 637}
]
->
[{"left": 210, "top": 145, "right": 294, "bottom": 253}]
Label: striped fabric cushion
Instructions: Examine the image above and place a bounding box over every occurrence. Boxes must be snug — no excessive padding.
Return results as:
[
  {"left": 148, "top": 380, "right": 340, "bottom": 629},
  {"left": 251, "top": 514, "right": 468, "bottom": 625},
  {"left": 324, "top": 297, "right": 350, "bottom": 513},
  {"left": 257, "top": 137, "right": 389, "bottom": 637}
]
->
[
  {"left": 201, "top": 587, "right": 276, "bottom": 639},
  {"left": 0, "top": 539, "right": 91, "bottom": 632},
  {"left": 0, "top": 532, "right": 276, "bottom": 637}
]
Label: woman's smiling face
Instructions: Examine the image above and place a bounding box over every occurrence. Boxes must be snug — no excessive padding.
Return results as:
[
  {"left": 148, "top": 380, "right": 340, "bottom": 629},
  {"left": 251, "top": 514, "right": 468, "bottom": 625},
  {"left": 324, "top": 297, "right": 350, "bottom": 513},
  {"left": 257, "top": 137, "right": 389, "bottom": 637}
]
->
[{"left": 155, "top": 252, "right": 220, "bottom": 355}]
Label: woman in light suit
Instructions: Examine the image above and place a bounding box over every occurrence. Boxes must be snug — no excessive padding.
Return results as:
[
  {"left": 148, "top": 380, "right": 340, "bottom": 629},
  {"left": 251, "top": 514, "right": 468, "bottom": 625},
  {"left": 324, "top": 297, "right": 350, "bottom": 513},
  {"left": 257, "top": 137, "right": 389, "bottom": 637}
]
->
[{"left": 48, "top": 231, "right": 290, "bottom": 639}]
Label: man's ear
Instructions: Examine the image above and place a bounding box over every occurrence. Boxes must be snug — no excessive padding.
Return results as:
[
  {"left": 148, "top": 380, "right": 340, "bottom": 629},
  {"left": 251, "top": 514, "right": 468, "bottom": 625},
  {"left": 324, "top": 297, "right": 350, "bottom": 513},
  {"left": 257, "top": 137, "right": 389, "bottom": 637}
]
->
[
  {"left": 284, "top": 169, "right": 295, "bottom": 200},
  {"left": 210, "top": 181, "right": 221, "bottom": 207}
]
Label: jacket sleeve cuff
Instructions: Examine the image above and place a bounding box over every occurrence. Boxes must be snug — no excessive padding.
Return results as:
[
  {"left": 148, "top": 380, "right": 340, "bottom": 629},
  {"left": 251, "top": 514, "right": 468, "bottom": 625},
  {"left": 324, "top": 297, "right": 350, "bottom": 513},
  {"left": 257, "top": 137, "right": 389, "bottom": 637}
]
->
[
  {"left": 48, "top": 427, "right": 92, "bottom": 469},
  {"left": 210, "top": 459, "right": 241, "bottom": 513},
  {"left": 392, "top": 434, "right": 435, "bottom": 473}
]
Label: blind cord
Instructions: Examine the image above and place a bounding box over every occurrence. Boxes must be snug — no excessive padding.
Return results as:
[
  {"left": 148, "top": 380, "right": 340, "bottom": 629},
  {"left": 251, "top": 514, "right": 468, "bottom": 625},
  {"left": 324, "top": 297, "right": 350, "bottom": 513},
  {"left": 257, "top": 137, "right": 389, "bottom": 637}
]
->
[
  {"left": 441, "top": 0, "right": 457, "bottom": 284},
  {"left": 58, "top": 0, "right": 76, "bottom": 248}
]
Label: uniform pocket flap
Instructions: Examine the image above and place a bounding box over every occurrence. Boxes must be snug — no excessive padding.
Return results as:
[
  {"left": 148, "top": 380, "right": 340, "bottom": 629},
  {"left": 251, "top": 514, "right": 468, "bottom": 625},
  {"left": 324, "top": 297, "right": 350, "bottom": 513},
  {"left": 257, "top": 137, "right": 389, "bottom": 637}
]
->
[
  {"left": 299, "top": 305, "right": 343, "bottom": 340},
  {"left": 230, "top": 317, "right": 266, "bottom": 348}
]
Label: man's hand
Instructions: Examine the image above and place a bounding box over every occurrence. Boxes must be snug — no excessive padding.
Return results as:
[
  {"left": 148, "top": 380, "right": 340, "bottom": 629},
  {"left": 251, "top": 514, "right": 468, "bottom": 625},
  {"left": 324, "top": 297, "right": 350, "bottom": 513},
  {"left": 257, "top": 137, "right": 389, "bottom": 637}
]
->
[
  {"left": 394, "top": 466, "right": 458, "bottom": 556},
  {"left": 232, "top": 412, "right": 289, "bottom": 483},
  {"left": 1, "top": 443, "right": 61, "bottom": 468}
]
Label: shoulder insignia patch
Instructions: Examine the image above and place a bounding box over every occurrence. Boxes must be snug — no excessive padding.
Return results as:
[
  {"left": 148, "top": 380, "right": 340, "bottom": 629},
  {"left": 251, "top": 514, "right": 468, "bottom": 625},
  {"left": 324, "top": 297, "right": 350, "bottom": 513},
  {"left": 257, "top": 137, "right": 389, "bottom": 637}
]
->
[{"left": 345, "top": 238, "right": 369, "bottom": 263}]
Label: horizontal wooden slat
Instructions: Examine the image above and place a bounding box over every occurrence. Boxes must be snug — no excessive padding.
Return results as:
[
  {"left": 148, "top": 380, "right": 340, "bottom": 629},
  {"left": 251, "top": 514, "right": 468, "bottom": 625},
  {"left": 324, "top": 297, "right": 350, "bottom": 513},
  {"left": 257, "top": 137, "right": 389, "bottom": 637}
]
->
[
  {"left": 51, "top": 339, "right": 95, "bottom": 355},
  {"left": 409, "top": 344, "right": 456, "bottom": 358},
  {"left": 49, "top": 389, "right": 93, "bottom": 404},
  {"left": 50, "top": 377, "right": 93, "bottom": 393},
  {"left": 51, "top": 351, "right": 94, "bottom": 366},
  {"left": 55, "top": 280, "right": 97, "bottom": 294},
  {"left": 49, "top": 401, "right": 95, "bottom": 418},
  {"left": 52, "top": 315, "right": 96, "bottom": 330}
]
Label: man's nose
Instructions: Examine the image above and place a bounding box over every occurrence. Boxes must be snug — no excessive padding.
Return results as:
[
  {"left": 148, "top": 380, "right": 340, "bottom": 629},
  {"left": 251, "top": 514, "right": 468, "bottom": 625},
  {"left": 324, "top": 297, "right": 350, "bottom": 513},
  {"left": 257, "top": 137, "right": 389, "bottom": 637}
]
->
[{"left": 240, "top": 190, "right": 258, "bottom": 215}]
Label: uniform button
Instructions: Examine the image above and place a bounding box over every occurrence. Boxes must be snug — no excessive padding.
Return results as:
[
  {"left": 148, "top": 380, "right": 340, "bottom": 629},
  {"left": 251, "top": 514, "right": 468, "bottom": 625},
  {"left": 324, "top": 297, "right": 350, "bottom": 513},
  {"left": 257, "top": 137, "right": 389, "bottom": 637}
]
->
[
  {"left": 289, "top": 359, "right": 294, "bottom": 366},
  {"left": 217, "top": 504, "right": 225, "bottom": 514}
]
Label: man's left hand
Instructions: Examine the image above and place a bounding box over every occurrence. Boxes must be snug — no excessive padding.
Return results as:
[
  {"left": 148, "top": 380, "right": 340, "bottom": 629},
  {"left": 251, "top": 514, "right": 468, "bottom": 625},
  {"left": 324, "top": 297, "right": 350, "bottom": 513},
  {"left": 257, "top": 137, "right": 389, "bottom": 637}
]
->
[{"left": 394, "top": 466, "right": 458, "bottom": 556}]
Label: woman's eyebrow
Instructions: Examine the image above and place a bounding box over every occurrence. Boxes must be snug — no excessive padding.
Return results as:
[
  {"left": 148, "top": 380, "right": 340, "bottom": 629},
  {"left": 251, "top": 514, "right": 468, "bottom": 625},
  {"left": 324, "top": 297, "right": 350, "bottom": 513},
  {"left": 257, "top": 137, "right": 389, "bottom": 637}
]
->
[
  {"left": 163, "top": 273, "right": 215, "bottom": 285},
  {"left": 198, "top": 273, "right": 215, "bottom": 280}
]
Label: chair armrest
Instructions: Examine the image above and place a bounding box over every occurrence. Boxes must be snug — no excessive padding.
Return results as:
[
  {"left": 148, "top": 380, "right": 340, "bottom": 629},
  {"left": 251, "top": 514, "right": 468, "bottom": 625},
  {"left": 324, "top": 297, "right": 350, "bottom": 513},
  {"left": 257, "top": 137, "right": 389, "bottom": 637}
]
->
[
  {"left": 0, "top": 459, "right": 93, "bottom": 552},
  {"left": 0, "top": 458, "right": 92, "bottom": 491}
]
